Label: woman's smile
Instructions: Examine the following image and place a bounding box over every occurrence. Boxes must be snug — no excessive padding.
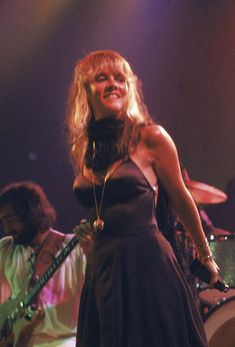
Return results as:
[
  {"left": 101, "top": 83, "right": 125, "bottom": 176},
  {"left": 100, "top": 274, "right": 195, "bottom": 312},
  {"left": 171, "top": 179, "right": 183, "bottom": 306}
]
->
[{"left": 88, "top": 66, "right": 128, "bottom": 120}]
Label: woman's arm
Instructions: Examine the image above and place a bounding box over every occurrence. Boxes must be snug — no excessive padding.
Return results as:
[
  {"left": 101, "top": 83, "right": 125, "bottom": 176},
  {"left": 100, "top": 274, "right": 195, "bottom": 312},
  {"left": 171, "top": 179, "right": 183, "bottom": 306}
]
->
[{"left": 143, "top": 125, "right": 219, "bottom": 285}]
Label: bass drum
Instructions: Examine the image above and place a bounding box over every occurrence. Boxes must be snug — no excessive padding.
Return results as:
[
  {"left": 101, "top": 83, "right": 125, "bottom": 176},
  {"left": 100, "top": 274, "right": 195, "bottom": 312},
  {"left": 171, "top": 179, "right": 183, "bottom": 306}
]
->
[{"left": 204, "top": 297, "right": 235, "bottom": 347}]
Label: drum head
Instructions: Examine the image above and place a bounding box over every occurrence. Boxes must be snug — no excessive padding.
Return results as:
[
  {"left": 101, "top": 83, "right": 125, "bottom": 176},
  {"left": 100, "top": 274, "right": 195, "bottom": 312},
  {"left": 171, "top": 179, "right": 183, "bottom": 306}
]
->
[{"left": 204, "top": 297, "right": 235, "bottom": 347}]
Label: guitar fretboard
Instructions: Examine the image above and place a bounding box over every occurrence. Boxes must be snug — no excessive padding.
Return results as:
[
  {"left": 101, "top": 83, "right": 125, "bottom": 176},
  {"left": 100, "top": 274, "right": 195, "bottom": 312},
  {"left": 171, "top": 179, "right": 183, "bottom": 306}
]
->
[{"left": 25, "top": 235, "right": 79, "bottom": 307}]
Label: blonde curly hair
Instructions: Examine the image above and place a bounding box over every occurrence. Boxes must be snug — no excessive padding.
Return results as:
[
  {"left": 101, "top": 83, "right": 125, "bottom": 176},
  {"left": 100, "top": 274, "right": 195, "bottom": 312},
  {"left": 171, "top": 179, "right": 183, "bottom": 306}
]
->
[{"left": 66, "top": 50, "right": 152, "bottom": 173}]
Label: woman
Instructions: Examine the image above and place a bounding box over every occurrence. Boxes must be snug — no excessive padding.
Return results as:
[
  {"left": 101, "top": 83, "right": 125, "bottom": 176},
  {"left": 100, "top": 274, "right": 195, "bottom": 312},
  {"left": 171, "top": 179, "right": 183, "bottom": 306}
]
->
[{"left": 66, "top": 50, "right": 218, "bottom": 347}]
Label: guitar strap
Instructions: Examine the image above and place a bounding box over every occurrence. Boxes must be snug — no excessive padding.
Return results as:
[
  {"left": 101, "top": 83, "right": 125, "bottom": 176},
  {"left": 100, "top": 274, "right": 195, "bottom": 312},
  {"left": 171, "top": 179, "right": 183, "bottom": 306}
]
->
[{"left": 29, "top": 229, "right": 65, "bottom": 306}]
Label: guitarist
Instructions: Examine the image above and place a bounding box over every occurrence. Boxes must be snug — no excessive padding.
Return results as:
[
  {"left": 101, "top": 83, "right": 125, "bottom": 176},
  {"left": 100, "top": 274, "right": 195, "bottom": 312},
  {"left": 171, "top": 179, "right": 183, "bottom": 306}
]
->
[{"left": 0, "top": 181, "right": 90, "bottom": 347}]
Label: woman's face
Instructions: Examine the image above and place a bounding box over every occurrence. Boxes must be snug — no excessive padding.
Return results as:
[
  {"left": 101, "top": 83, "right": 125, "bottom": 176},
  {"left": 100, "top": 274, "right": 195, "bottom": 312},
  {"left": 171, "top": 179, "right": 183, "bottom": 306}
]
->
[{"left": 87, "top": 65, "right": 129, "bottom": 120}]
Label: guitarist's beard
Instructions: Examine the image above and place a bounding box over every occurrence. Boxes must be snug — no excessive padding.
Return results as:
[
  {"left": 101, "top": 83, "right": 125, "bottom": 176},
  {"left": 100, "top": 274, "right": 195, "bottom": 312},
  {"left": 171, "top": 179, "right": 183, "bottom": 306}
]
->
[{"left": 10, "top": 226, "right": 38, "bottom": 246}]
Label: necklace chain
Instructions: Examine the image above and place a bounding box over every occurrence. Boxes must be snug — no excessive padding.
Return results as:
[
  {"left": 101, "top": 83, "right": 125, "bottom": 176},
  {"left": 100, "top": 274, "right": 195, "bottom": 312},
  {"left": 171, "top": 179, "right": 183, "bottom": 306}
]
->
[
  {"left": 91, "top": 140, "right": 121, "bottom": 232},
  {"left": 91, "top": 141, "right": 109, "bottom": 232}
]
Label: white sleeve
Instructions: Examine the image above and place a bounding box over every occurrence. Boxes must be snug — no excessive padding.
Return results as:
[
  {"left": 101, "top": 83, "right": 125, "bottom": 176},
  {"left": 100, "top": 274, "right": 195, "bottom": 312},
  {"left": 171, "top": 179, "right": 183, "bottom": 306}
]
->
[{"left": 0, "top": 237, "right": 12, "bottom": 302}]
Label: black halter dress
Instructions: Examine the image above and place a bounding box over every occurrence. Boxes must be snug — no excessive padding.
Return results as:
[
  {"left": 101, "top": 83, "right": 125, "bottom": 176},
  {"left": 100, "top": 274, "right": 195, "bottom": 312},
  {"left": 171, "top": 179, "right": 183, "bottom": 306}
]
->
[{"left": 74, "top": 159, "right": 208, "bottom": 347}]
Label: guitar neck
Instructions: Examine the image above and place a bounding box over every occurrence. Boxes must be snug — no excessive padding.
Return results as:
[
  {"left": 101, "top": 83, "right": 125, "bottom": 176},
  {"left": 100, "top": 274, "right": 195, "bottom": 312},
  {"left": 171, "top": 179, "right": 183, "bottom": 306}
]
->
[{"left": 25, "top": 235, "right": 79, "bottom": 307}]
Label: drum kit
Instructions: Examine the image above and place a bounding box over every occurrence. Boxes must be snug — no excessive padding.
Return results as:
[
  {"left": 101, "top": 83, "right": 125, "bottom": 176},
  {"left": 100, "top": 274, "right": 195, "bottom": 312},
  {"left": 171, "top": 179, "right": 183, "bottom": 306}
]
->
[{"left": 177, "top": 176, "right": 235, "bottom": 347}]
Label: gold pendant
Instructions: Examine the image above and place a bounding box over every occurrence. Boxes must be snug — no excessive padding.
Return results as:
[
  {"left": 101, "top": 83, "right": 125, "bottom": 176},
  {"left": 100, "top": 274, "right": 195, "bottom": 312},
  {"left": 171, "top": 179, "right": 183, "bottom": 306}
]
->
[{"left": 93, "top": 218, "right": 104, "bottom": 232}]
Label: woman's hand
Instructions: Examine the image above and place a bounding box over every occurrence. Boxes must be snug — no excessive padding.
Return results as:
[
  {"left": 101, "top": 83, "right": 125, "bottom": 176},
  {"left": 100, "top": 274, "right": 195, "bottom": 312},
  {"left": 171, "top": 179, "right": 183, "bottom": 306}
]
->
[
  {"left": 74, "top": 219, "right": 94, "bottom": 257},
  {"left": 199, "top": 255, "right": 220, "bottom": 287}
]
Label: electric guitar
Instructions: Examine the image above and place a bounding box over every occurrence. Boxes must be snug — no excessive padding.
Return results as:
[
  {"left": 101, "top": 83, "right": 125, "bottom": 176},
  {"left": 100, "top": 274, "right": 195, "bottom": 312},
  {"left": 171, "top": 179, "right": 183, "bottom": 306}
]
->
[{"left": 0, "top": 222, "right": 88, "bottom": 347}]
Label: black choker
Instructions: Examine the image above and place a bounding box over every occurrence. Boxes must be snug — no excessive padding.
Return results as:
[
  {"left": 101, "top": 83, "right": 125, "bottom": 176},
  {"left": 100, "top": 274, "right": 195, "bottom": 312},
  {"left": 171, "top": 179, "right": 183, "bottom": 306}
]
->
[{"left": 85, "top": 117, "right": 128, "bottom": 172}]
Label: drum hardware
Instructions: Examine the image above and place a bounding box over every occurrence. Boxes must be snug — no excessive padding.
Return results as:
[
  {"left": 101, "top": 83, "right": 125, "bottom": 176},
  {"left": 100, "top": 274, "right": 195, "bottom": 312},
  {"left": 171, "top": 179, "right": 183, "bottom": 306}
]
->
[
  {"left": 209, "top": 227, "right": 231, "bottom": 237},
  {"left": 197, "top": 205, "right": 215, "bottom": 237},
  {"left": 197, "top": 204, "right": 231, "bottom": 238}
]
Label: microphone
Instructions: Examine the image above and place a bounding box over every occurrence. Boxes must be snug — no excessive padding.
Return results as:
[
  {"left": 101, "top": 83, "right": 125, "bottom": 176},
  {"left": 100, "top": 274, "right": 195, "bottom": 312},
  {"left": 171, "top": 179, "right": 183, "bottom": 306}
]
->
[{"left": 189, "top": 258, "right": 229, "bottom": 293}]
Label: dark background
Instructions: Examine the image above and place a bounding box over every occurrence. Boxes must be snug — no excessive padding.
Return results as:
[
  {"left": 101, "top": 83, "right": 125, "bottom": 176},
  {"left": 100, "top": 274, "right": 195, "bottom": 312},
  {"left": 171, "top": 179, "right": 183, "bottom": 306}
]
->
[{"left": 1, "top": 0, "right": 235, "bottom": 234}]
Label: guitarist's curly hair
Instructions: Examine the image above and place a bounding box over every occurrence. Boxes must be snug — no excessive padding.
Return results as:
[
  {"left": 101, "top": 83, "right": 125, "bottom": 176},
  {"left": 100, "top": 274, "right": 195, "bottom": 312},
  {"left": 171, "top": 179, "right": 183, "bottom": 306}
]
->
[{"left": 0, "top": 181, "right": 56, "bottom": 234}]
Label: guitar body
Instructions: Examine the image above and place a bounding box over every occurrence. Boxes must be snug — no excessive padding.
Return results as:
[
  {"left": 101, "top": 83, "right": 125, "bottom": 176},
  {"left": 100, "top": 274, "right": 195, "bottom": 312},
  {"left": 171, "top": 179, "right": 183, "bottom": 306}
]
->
[
  {"left": 0, "top": 335, "right": 13, "bottom": 347},
  {"left": 14, "top": 308, "right": 45, "bottom": 347},
  {"left": 0, "top": 301, "right": 13, "bottom": 347},
  {"left": 0, "top": 300, "right": 44, "bottom": 347},
  {"left": 0, "top": 300, "right": 20, "bottom": 327}
]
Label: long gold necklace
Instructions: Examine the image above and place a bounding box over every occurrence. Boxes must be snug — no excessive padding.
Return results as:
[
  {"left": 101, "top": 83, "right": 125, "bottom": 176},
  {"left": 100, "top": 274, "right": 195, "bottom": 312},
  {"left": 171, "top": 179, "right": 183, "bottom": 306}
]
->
[
  {"left": 91, "top": 140, "right": 109, "bottom": 232},
  {"left": 91, "top": 170, "right": 109, "bottom": 232},
  {"left": 91, "top": 140, "right": 121, "bottom": 232}
]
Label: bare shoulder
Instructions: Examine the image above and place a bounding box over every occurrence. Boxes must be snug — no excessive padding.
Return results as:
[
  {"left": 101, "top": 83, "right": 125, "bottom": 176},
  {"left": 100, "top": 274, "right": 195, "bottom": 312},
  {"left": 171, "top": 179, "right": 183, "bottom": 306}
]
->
[
  {"left": 140, "top": 124, "right": 176, "bottom": 153},
  {"left": 139, "top": 124, "right": 182, "bottom": 189}
]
